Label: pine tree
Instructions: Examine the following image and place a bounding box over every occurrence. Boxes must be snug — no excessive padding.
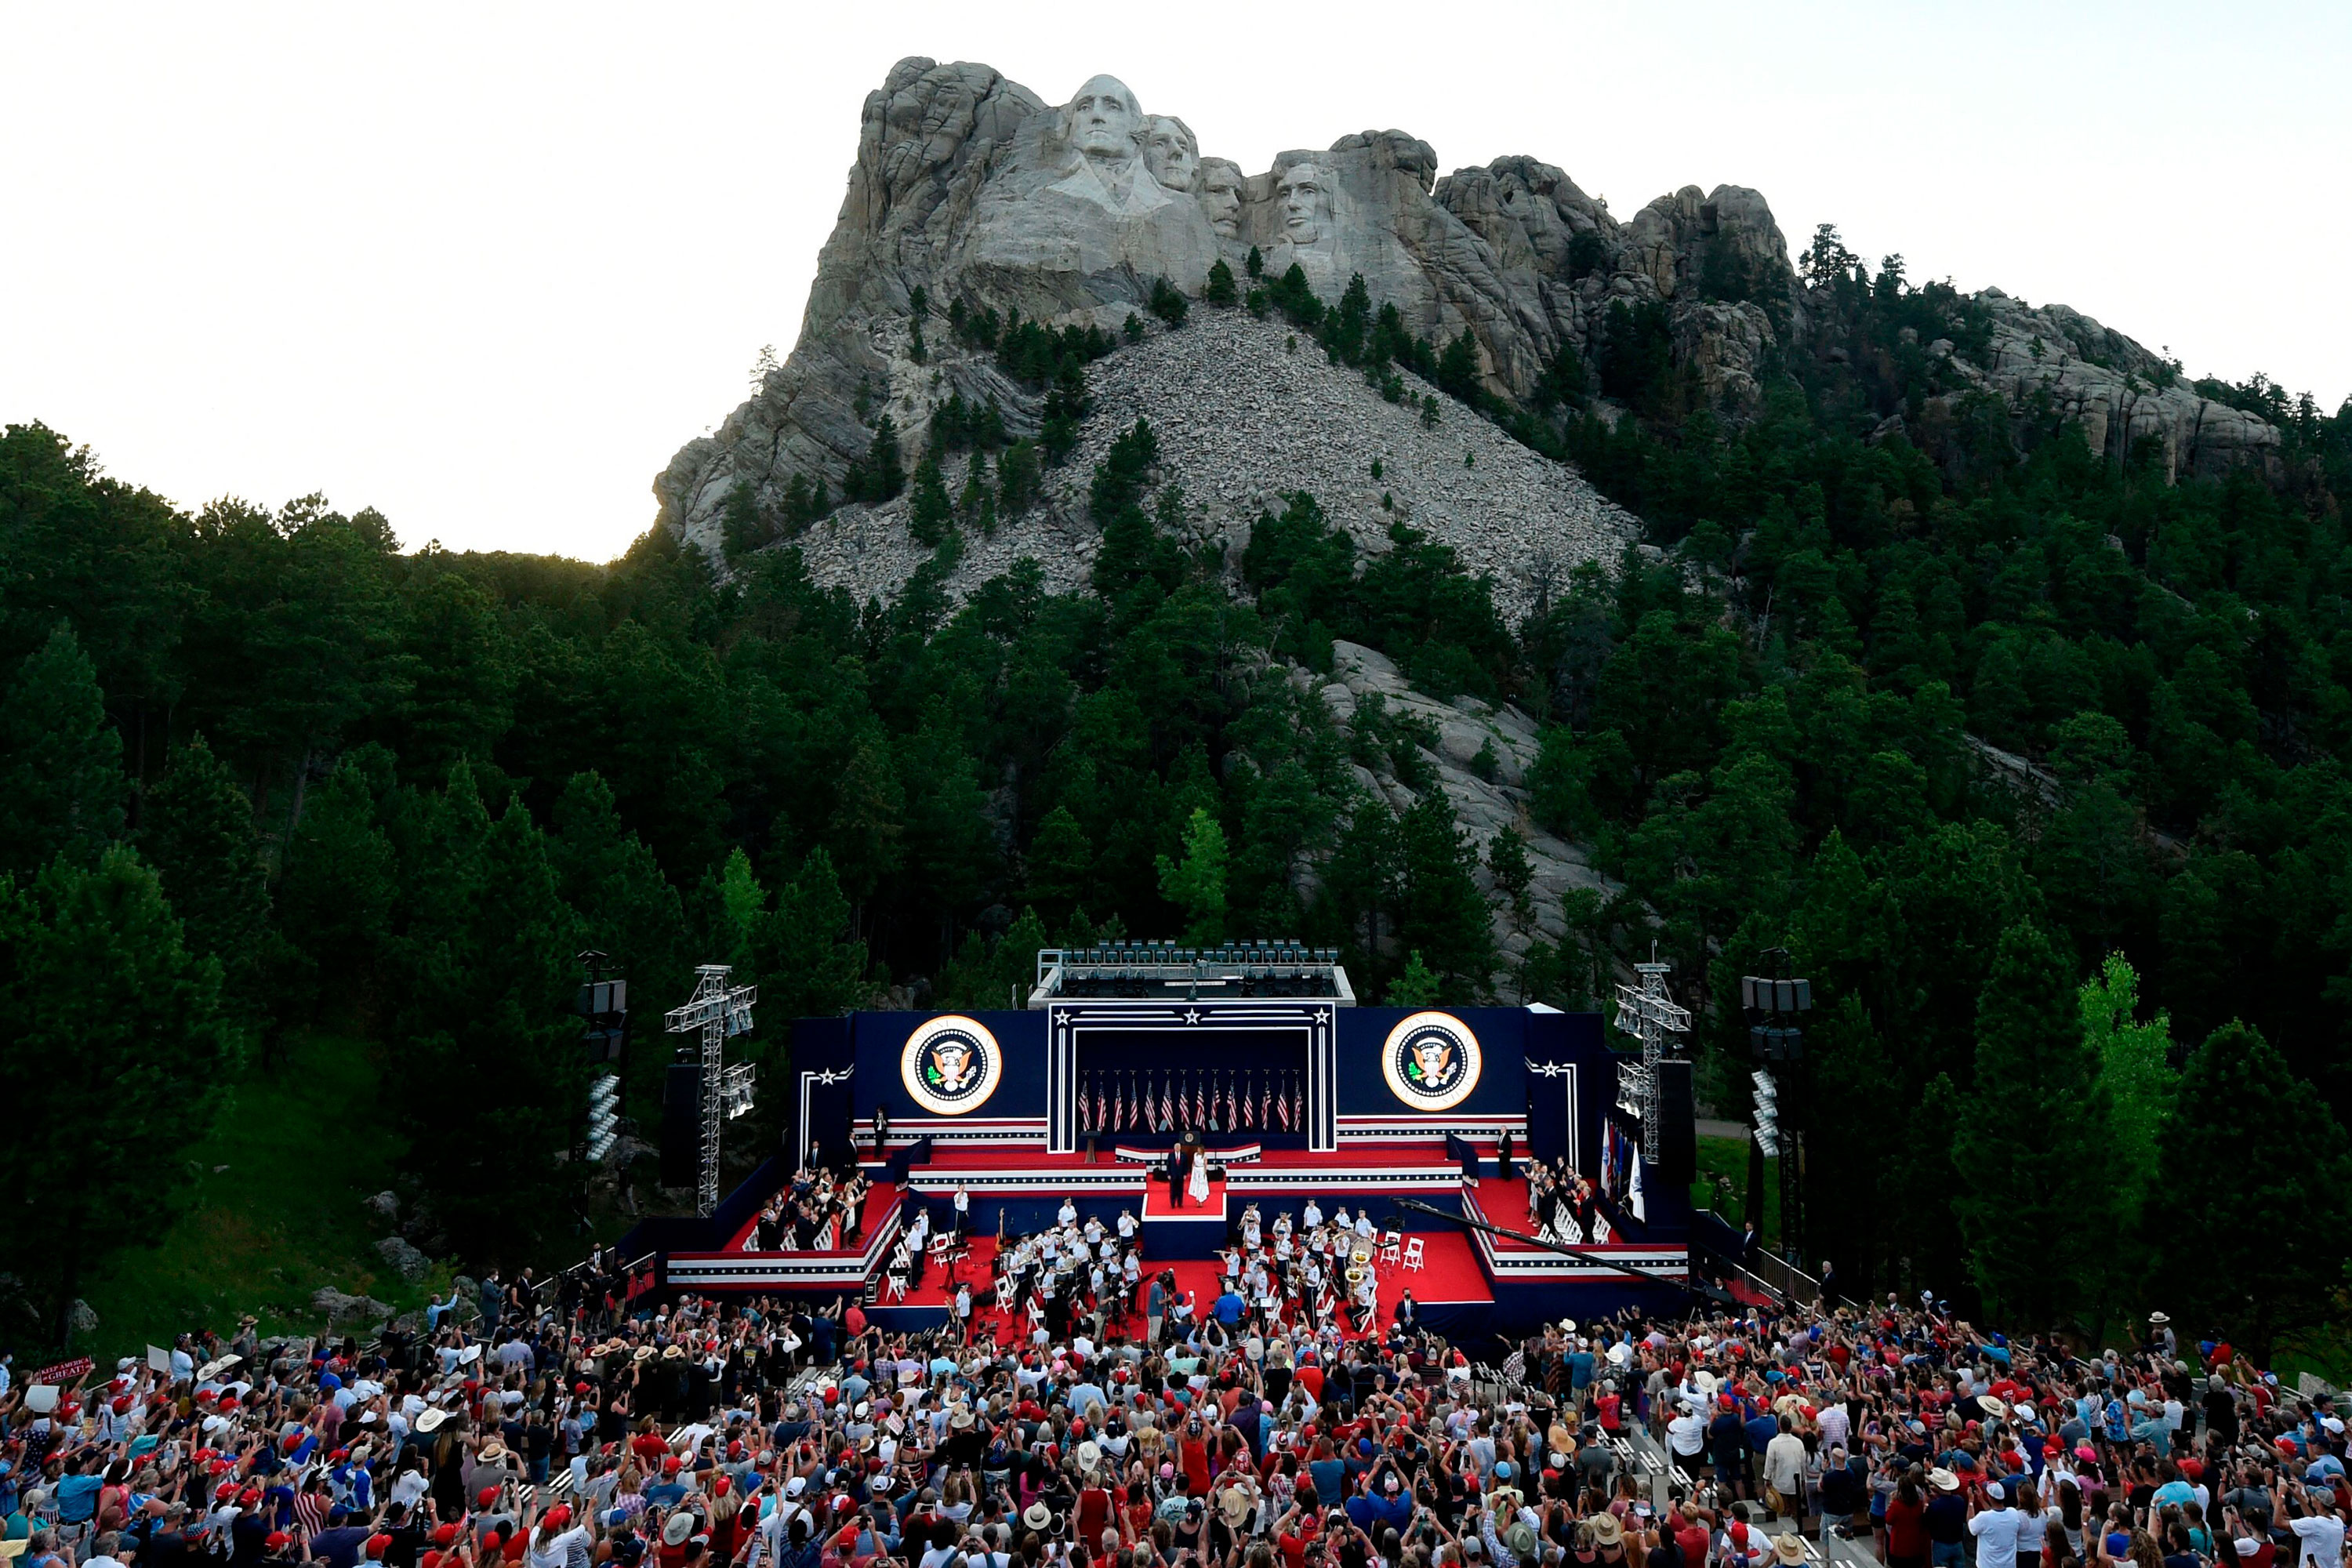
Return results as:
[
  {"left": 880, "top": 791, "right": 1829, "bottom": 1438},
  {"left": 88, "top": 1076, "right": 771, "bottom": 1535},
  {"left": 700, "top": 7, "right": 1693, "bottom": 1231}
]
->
[
  {"left": 1486, "top": 826, "right": 1534, "bottom": 925},
  {"left": 1203, "top": 258, "right": 1237, "bottom": 306},
  {"left": 2148, "top": 1021, "right": 2352, "bottom": 1359},
  {"left": 752, "top": 848, "right": 870, "bottom": 1023},
  {"left": 1953, "top": 920, "right": 2116, "bottom": 1327},
  {"left": 0, "top": 846, "right": 235, "bottom": 1340},
  {"left": 138, "top": 733, "right": 270, "bottom": 1022},
  {"left": 1156, "top": 807, "right": 1229, "bottom": 946},
  {"left": 0, "top": 624, "right": 125, "bottom": 877},
  {"left": 862, "top": 414, "right": 904, "bottom": 503},
  {"left": 1022, "top": 806, "right": 1094, "bottom": 928},
  {"left": 1386, "top": 950, "right": 1440, "bottom": 1007},
  {"left": 1397, "top": 793, "right": 1494, "bottom": 998},
  {"left": 908, "top": 450, "right": 955, "bottom": 546},
  {"left": 387, "top": 765, "right": 584, "bottom": 1254},
  {"left": 275, "top": 754, "right": 396, "bottom": 1007},
  {"left": 1246, "top": 245, "right": 1264, "bottom": 278},
  {"left": 2078, "top": 952, "right": 2175, "bottom": 1214},
  {"left": 550, "top": 770, "right": 689, "bottom": 1106}
]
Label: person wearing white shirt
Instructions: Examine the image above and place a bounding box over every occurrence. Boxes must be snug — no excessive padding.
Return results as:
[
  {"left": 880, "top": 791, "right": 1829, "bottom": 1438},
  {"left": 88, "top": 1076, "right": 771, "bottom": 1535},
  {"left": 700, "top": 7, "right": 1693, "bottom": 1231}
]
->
[
  {"left": 1302, "top": 1200, "right": 1323, "bottom": 1229},
  {"left": 1969, "top": 1483, "right": 2025, "bottom": 1568},
  {"left": 2288, "top": 1493, "right": 2345, "bottom": 1568},
  {"left": 1058, "top": 1197, "right": 1077, "bottom": 1227}
]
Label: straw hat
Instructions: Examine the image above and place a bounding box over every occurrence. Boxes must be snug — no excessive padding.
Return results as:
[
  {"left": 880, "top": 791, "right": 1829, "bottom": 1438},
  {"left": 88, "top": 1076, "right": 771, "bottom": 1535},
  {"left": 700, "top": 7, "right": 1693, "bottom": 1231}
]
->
[
  {"left": 1220, "top": 1487, "right": 1253, "bottom": 1524},
  {"left": 416, "top": 1410, "right": 448, "bottom": 1434},
  {"left": 1589, "top": 1514, "right": 1625, "bottom": 1548},
  {"left": 1022, "top": 1503, "right": 1053, "bottom": 1532},
  {"left": 1929, "top": 1468, "right": 1960, "bottom": 1492},
  {"left": 1773, "top": 1535, "right": 1808, "bottom": 1565},
  {"left": 1977, "top": 1396, "right": 2008, "bottom": 1419}
]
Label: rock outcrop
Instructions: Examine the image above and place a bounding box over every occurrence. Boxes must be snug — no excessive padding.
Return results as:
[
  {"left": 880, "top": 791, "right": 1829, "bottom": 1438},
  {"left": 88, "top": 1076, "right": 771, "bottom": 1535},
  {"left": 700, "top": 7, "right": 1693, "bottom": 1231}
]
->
[
  {"left": 768, "top": 310, "right": 1639, "bottom": 619},
  {"left": 656, "top": 56, "right": 2282, "bottom": 598},
  {"left": 1316, "top": 641, "right": 1617, "bottom": 998}
]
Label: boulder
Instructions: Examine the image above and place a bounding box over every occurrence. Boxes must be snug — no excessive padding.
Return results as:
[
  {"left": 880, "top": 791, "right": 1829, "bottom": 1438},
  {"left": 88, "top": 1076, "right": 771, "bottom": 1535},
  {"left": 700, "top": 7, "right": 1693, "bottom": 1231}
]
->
[
  {"left": 66, "top": 1298, "right": 99, "bottom": 1338},
  {"left": 365, "top": 1190, "right": 400, "bottom": 1221},
  {"left": 311, "top": 1288, "right": 392, "bottom": 1326},
  {"left": 375, "top": 1236, "right": 432, "bottom": 1283}
]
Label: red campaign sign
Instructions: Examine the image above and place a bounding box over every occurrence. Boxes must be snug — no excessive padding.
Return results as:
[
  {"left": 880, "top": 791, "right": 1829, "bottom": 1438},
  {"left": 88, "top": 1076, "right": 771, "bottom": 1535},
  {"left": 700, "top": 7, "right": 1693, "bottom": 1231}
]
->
[{"left": 30, "top": 1356, "right": 94, "bottom": 1385}]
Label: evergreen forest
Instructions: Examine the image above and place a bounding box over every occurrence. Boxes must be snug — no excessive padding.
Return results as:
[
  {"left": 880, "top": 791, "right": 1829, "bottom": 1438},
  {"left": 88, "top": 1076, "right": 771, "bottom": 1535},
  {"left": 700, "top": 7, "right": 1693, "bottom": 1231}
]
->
[{"left": 4, "top": 230, "right": 2352, "bottom": 1357}]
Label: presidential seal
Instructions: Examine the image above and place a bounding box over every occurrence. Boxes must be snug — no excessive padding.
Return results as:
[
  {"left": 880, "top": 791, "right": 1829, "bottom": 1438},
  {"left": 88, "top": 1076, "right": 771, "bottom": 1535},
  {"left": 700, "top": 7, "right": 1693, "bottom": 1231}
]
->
[
  {"left": 902, "top": 1015, "right": 1003, "bottom": 1116},
  {"left": 1382, "top": 1011, "right": 1481, "bottom": 1112}
]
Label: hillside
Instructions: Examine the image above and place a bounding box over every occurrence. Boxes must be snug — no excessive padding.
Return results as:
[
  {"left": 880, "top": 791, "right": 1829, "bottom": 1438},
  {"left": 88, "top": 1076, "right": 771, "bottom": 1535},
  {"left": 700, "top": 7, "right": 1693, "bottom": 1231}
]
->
[
  {"left": 724, "top": 309, "right": 1638, "bottom": 618},
  {"left": 6, "top": 58, "right": 2352, "bottom": 1352}
]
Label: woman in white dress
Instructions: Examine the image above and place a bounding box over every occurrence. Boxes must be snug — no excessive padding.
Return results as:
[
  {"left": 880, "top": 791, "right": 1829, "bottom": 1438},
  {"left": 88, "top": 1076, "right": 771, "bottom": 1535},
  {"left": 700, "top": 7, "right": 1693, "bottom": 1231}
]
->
[{"left": 1189, "top": 1149, "right": 1211, "bottom": 1206}]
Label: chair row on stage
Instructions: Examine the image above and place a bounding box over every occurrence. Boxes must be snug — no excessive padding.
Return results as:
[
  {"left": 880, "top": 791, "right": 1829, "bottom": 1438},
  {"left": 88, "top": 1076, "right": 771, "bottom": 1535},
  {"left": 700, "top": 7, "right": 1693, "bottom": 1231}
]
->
[{"left": 1075, "top": 1069, "right": 1305, "bottom": 1135}]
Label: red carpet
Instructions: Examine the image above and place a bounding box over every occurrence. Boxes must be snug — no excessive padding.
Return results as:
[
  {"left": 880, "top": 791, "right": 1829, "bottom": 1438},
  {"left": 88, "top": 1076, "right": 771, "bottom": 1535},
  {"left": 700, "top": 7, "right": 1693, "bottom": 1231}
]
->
[{"left": 1142, "top": 1177, "right": 1226, "bottom": 1219}]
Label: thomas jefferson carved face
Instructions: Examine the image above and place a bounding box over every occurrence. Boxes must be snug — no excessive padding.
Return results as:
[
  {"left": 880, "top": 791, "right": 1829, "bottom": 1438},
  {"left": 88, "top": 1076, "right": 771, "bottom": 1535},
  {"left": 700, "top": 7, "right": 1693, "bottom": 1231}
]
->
[
  {"left": 1196, "top": 158, "right": 1243, "bottom": 238},
  {"left": 1278, "top": 162, "right": 1334, "bottom": 245},
  {"left": 1065, "top": 75, "right": 1143, "bottom": 162},
  {"left": 1142, "top": 116, "right": 1198, "bottom": 191}
]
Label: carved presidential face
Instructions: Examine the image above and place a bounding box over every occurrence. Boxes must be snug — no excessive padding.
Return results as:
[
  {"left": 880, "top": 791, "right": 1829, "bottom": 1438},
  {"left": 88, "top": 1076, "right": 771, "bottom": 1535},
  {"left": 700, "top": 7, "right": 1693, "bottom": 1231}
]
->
[
  {"left": 1279, "top": 162, "right": 1334, "bottom": 245},
  {"left": 1066, "top": 74, "right": 1143, "bottom": 162},
  {"left": 1143, "top": 116, "right": 1197, "bottom": 191},
  {"left": 1196, "top": 158, "right": 1243, "bottom": 239}
]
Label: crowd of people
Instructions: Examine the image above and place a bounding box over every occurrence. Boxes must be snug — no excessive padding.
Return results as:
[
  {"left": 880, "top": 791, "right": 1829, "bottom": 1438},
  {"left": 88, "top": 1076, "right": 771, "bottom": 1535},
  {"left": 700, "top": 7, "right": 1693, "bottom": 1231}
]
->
[
  {"left": 755, "top": 1169, "right": 875, "bottom": 1255},
  {"left": 2, "top": 1254, "right": 2346, "bottom": 1568}
]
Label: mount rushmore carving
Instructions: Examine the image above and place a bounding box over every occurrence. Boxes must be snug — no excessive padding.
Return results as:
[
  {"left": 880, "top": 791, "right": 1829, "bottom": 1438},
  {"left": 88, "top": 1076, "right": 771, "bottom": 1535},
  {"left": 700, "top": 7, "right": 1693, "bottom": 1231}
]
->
[{"left": 655, "top": 56, "right": 2280, "bottom": 554}]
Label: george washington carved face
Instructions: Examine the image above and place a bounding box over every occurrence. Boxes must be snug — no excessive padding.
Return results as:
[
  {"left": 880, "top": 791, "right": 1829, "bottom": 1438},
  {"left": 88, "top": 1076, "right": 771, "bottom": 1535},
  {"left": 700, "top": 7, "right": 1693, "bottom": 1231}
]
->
[{"left": 1064, "top": 75, "right": 1144, "bottom": 163}]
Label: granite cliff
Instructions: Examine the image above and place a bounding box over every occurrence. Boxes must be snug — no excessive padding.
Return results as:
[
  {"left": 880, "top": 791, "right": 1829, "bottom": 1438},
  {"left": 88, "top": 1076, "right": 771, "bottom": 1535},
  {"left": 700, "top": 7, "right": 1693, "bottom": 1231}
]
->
[{"left": 655, "top": 56, "right": 2281, "bottom": 604}]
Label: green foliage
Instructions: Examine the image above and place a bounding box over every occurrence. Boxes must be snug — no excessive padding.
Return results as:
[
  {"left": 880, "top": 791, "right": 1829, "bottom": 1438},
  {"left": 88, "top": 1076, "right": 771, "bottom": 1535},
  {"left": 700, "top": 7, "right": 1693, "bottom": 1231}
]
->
[
  {"left": 1203, "top": 258, "right": 1236, "bottom": 307},
  {"left": 1385, "top": 949, "right": 1440, "bottom": 1007},
  {"left": 908, "top": 450, "right": 956, "bottom": 547},
  {"left": 1245, "top": 246, "right": 1263, "bottom": 279},
  {"left": 1954, "top": 920, "right": 2115, "bottom": 1326},
  {"left": 1156, "top": 807, "right": 1229, "bottom": 947},
  {"left": 138, "top": 734, "right": 270, "bottom": 1025},
  {"left": 2148, "top": 1021, "right": 2352, "bottom": 1360},
  {"left": 1149, "top": 277, "right": 1189, "bottom": 328},
  {"left": 2078, "top": 950, "right": 2175, "bottom": 1212},
  {"left": 0, "top": 623, "right": 125, "bottom": 878},
  {"left": 0, "top": 847, "right": 235, "bottom": 1338}
]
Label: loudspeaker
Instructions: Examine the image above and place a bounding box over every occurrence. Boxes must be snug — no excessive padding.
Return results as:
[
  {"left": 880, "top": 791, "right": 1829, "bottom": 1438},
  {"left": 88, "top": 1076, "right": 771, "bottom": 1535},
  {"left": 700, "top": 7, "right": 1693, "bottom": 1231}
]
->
[
  {"left": 1654, "top": 1058, "right": 1696, "bottom": 1187},
  {"left": 661, "top": 1062, "right": 702, "bottom": 1189}
]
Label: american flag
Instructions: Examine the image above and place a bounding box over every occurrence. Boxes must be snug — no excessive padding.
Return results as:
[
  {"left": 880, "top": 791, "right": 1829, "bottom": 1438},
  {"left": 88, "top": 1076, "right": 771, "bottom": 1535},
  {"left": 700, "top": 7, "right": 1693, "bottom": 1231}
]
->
[
  {"left": 1094, "top": 1078, "right": 1107, "bottom": 1133},
  {"left": 1112, "top": 1076, "right": 1124, "bottom": 1132},
  {"left": 1260, "top": 1074, "right": 1272, "bottom": 1130},
  {"left": 1194, "top": 1076, "right": 1208, "bottom": 1128},
  {"left": 1276, "top": 1076, "right": 1291, "bottom": 1131},
  {"left": 1160, "top": 1075, "right": 1175, "bottom": 1131}
]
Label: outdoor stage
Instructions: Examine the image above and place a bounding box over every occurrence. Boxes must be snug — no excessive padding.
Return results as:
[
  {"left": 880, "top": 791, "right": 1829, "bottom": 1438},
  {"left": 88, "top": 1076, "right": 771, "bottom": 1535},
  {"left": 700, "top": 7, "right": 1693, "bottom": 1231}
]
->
[{"left": 633, "top": 944, "right": 1701, "bottom": 1332}]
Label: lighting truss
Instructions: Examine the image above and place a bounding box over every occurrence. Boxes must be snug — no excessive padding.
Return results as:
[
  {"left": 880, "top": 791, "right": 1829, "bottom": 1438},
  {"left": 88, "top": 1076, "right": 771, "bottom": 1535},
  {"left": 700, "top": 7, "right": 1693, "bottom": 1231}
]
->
[
  {"left": 664, "top": 963, "right": 757, "bottom": 1217},
  {"left": 1613, "top": 960, "right": 1690, "bottom": 1149}
]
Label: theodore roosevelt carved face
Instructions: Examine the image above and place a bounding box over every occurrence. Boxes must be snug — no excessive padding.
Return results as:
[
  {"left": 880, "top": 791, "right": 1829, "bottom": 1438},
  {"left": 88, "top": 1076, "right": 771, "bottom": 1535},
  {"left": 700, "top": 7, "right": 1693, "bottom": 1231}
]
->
[{"left": 1196, "top": 158, "right": 1243, "bottom": 238}]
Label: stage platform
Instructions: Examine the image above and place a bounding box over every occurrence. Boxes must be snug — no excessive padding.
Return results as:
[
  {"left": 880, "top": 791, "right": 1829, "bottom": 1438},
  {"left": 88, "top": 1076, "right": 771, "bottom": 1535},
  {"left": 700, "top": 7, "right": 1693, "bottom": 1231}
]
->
[
  {"left": 866, "top": 1228, "right": 1495, "bottom": 1342},
  {"left": 626, "top": 984, "right": 1701, "bottom": 1330}
]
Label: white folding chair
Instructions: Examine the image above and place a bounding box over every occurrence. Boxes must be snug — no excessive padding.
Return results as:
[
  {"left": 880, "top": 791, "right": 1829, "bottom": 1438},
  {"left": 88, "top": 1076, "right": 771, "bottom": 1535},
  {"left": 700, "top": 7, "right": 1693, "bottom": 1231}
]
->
[
  {"left": 1401, "top": 1236, "right": 1425, "bottom": 1272},
  {"left": 886, "top": 1272, "right": 909, "bottom": 1301}
]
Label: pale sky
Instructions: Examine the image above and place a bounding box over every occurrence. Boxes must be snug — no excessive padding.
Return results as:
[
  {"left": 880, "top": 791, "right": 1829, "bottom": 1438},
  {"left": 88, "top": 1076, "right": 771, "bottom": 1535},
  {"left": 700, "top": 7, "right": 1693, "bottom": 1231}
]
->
[{"left": 4, "top": 2, "right": 2345, "bottom": 562}]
